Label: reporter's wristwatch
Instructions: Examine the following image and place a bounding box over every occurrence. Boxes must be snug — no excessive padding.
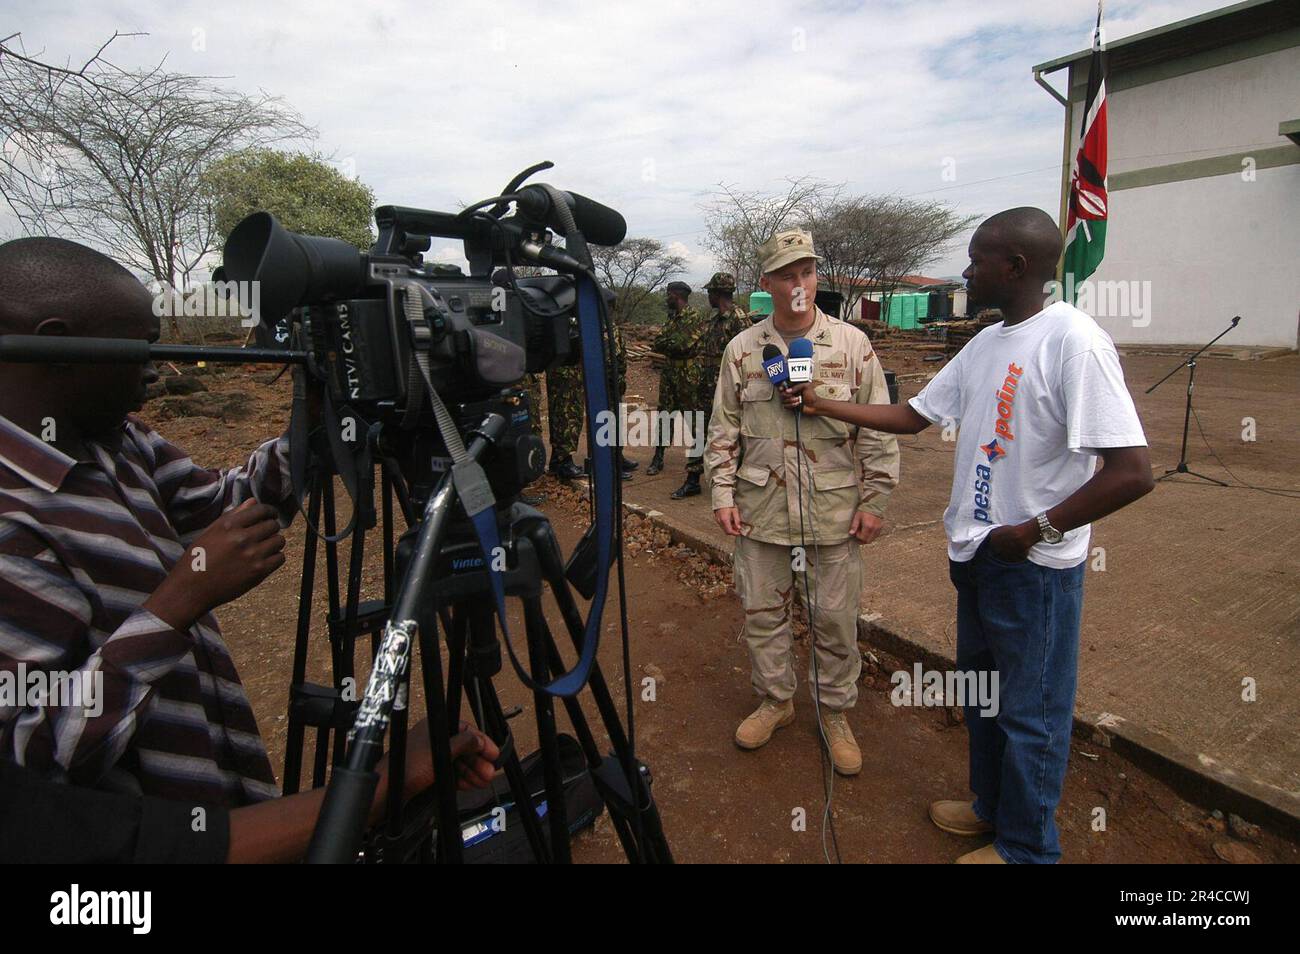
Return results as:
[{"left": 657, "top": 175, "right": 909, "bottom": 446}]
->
[{"left": 1035, "top": 512, "right": 1064, "bottom": 544}]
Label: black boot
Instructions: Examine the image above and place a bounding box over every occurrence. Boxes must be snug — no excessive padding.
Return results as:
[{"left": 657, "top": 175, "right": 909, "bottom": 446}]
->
[
  {"left": 620, "top": 456, "right": 639, "bottom": 474},
  {"left": 670, "top": 472, "right": 702, "bottom": 499},
  {"left": 646, "top": 449, "right": 665, "bottom": 476},
  {"left": 549, "top": 454, "right": 584, "bottom": 481}
]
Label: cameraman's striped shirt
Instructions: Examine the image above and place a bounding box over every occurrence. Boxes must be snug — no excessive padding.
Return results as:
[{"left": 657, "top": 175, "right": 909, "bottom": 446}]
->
[{"left": 0, "top": 413, "right": 295, "bottom": 808}]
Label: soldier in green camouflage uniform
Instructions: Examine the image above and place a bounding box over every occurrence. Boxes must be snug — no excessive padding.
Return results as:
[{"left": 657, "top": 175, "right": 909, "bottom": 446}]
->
[
  {"left": 546, "top": 288, "right": 634, "bottom": 481},
  {"left": 647, "top": 281, "right": 704, "bottom": 476},
  {"left": 671, "top": 272, "right": 750, "bottom": 499}
]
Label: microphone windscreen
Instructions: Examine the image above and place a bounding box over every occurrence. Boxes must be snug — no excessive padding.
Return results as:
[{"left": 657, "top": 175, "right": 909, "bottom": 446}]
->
[
  {"left": 761, "top": 343, "right": 789, "bottom": 388},
  {"left": 787, "top": 337, "right": 814, "bottom": 383}
]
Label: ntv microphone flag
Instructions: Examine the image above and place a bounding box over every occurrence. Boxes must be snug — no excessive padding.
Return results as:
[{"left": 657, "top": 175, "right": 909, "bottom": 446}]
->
[{"left": 1064, "top": 2, "right": 1109, "bottom": 301}]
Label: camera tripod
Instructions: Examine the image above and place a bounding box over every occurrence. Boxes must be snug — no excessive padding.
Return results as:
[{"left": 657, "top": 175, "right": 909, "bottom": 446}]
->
[{"left": 281, "top": 409, "right": 671, "bottom": 863}]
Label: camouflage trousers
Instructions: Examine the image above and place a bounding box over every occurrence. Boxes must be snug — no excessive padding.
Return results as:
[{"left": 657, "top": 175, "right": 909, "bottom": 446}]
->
[
  {"left": 655, "top": 363, "right": 700, "bottom": 450},
  {"left": 546, "top": 363, "right": 584, "bottom": 459},
  {"left": 546, "top": 356, "right": 627, "bottom": 460},
  {"left": 684, "top": 371, "right": 722, "bottom": 476},
  {"left": 732, "top": 536, "right": 862, "bottom": 711}
]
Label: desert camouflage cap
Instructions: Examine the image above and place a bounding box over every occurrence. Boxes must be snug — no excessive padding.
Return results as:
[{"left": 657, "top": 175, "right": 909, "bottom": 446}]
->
[
  {"left": 704, "top": 272, "right": 736, "bottom": 292},
  {"left": 758, "top": 228, "right": 821, "bottom": 274}
]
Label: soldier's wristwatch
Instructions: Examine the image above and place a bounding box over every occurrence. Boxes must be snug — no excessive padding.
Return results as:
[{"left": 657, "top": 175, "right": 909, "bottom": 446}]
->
[{"left": 1035, "top": 512, "right": 1064, "bottom": 544}]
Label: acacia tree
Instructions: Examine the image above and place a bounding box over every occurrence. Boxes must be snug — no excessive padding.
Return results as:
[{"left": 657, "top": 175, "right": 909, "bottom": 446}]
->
[
  {"left": 700, "top": 176, "right": 836, "bottom": 292},
  {"left": 0, "top": 32, "right": 312, "bottom": 302},
  {"left": 205, "top": 147, "right": 375, "bottom": 251},
  {"left": 804, "top": 195, "right": 976, "bottom": 321},
  {"left": 588, "top": 237, "right": 685, "bottom": 323}
]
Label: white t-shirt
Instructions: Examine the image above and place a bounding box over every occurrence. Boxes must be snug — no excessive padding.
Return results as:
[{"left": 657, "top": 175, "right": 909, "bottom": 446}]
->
[{"left": 909, "top": 300, "right": 1147, "bottom": 569}]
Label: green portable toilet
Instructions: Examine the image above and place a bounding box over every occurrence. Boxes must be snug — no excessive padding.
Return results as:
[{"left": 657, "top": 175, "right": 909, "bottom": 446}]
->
[{"left": 900, "top": 294, "right": 917, "bottom": 330}]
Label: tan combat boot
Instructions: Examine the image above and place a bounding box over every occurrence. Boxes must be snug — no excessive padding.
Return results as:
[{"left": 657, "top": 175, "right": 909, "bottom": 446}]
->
[
  {"left": 819, "top": 710, "right": 862, "bottom": 776},
  {"left": 955, "top": 844, "right": 1006, "bottom": 864},
  {"left": 734, "top": 698, "right": 795, "bottom": 749},
  {"left": 928, "top": 800, "right": 994, "bottom": 836}
]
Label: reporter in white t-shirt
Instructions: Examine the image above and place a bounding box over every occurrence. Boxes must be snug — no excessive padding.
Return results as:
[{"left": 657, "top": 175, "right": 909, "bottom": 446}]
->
[{"left": 783, "top": 207, "right": 1154, "bottom": 864}]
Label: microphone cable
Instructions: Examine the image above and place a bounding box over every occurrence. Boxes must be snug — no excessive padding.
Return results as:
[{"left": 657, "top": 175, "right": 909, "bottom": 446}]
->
[{"left": 792, "top": 393, "right": 844, "bottom": 864}]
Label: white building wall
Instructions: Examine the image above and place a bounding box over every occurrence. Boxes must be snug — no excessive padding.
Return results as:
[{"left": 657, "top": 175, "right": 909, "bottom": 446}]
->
[
  {"left": 1090, "top": 163, "right": 1300, "bottom": 349},
  {"left": 1066, "top": 43, "right": 1300, "bottom": 348}
]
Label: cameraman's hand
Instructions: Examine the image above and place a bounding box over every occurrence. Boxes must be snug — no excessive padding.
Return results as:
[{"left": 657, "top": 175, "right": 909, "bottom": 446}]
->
[
  {"left": 144, "top": 499, "right": 287, "bottom": 631},
  {"left": 398, "top": 719, "right": 500, "bottom": 796}
]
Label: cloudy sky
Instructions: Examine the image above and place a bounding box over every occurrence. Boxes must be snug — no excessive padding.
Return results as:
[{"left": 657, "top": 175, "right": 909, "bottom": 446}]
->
[{"left": 4, "top": 0, "right": 1226, "bottom": 283}]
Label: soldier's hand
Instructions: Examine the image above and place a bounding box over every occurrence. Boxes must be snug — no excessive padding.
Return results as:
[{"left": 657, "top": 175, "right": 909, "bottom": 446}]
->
[
  {"left": 850, "top": 511, "right": 883, "bottom": 544},
  {"left": 782, "top": 382, "right": 818, "bottom": 413},
  {"left": 714, "top": 507, "right": 744, "bottom": 536}
]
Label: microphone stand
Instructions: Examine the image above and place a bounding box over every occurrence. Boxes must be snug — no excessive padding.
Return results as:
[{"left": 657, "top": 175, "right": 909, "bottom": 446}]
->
[{"left": 1145, "top": 316, "right": 1239, "bottom": 485}]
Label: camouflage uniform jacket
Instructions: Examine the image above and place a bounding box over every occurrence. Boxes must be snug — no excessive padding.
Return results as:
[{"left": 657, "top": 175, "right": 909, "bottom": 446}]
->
[
  {"left": 695, "top": 304, "right": 750, "bottom": 404},
  {"left": 704, "top": 308, "right": 899, "bottom": 546},
  {"left": 653, "top": 306, "right": 707, "bottom": 414}
]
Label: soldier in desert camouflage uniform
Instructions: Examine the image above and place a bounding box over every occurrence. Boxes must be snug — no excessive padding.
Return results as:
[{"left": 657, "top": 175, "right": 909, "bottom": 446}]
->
[
  {"left": 670, "top": 272, "right": 750, "bottom": 500},
  {"left": 647, "top": 281, "right": 704, "bottom": 476},
  {"left": 705, "top": 229, "right": 899, "bottom": 776}
]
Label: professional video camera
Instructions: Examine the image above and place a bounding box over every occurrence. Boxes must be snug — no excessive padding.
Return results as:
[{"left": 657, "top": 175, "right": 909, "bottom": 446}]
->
[{"left": 221, "top": 160, "right": 626, "bottom": 503}]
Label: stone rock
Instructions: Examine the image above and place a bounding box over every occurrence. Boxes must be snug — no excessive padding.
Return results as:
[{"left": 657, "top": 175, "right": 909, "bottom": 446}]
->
[
  {"left": 1227, "top": 813, "right": 1262, "bottom": 844},
  {"left": 1212, "top": 840, "right": 1262, "bottom": 864},
  {"left": 154, "top": 391, "right": 251, "bottom": 421},
  {"left": 162, "top": 374, "right": 208, "bottom": 395}
]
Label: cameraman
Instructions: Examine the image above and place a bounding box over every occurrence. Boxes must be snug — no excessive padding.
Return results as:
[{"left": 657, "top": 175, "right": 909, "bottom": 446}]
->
[{"left": 0, "top": 238, "right": 498, "bottom": 860}]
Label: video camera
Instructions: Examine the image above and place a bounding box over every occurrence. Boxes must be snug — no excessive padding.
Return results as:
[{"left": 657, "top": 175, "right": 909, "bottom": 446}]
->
[{"left": 219, "top": 161, "right": 627, "bottom": 502}]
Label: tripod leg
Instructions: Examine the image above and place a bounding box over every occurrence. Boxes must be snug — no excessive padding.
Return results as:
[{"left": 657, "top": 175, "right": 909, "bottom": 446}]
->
[
  {"left": 415, "top": 604, "right": 465, "bottom": 864},
  {"left": 523, "top": 601, "right": 644, "bottom": 861},
  {"left": 462, "top": 604, "right": 555, "bottom": 863},
  {"left": 283, "top": 474, "right": 323, "bottom": 795},
  {"left": 523, "top": 596, "right": 572, "bottom": 863},
  {"left": 520, "top": 514, "right": 674, "bottom": 863}
]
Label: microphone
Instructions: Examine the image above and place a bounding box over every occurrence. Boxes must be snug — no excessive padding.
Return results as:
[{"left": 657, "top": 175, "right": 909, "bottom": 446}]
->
[
  {"left": 514, "top": 186, "right": 628, "bottom": 246},
  {"left": 787, "top": 337, "right": 814, "bottom": 384},
  {"left": 761, "top": 344, "right": 790, "bottom": 389}
]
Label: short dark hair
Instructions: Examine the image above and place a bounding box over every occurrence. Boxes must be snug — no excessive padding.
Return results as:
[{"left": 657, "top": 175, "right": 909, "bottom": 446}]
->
[{"left": 0, "top": 237, "right": 142, "bottom": 332}]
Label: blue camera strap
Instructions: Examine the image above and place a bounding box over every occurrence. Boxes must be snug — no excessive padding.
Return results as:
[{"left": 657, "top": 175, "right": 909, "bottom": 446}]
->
[{"left": 420, "top": 275, "right": 612, "bottom": 698}]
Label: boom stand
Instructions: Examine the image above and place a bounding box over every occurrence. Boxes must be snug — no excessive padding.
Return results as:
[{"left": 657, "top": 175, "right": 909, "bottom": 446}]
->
[{"left": 1145, "top": 316, "right": 1239, "bottom": 486}]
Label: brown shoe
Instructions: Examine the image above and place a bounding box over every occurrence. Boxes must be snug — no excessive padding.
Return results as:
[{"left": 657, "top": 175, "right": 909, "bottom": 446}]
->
[
  {"left": 929, "top": 800, "right": 994, "bottom": 836},
  {"left": 734, "top": 698, "right": 795, "bottom": 750},
  {"left": 819, "top": 710, "right": 862, "bottom": 776},
  {"left": 955, "top": 844, "right": 1006, "bottom": 864}
]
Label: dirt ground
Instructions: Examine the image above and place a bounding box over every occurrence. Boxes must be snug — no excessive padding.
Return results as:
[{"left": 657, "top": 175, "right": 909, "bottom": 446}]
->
[{"left": 144, "top": 349, "right": 1299, "bottom": 864}]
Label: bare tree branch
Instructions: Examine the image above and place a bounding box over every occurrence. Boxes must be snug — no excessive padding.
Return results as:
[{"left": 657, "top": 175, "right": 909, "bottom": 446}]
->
[
  {"left": 699, "top": 176, "right": 837, "bottom": 292},
  {"left": 0, "top": 33, "right": 314, "bottom": 319},
  {"left": 589, "top": 237, "right": 686, "bottom": 323}
]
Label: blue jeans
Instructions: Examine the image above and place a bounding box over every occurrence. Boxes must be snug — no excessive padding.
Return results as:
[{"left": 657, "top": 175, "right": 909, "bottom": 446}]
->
[{"left": 949, "top": 537, "right": 1085, "bottom": 864}]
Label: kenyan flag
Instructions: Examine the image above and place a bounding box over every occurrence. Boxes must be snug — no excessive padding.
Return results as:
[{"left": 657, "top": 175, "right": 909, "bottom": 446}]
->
[{"left": 1064, "top": 8, "right": 1108, "bottom": 299}]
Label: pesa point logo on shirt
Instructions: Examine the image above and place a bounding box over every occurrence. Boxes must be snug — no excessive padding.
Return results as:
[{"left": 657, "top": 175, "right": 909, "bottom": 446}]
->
[{"left": 972, "top": 362, "right": 1023, "bottom": 524}]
